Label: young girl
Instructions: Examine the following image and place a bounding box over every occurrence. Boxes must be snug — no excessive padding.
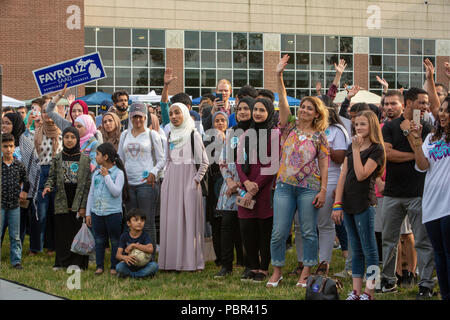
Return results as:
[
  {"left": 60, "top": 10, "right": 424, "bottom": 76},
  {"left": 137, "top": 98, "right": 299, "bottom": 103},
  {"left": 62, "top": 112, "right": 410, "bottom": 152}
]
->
[
  {"left": 85, "top": 142, "right": 129, "bottom": 275},
  {"left": 42, "top": 127, "right": 92, "bottom": 270},
  {"left": 74, "top": 114, "right": 99, "bottom": 172},
  {"left": 332, "top": 110, "right": 386, "bottom": 300}
]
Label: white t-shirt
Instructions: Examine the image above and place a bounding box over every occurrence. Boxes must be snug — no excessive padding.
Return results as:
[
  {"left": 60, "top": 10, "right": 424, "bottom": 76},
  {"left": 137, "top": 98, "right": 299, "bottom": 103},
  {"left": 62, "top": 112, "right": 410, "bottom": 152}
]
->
[
  {"left": 415, "top": 133, "right": 450, "bottom": 223},
  {"left": 325, "top": 124, "right": 350, "bottom": 186},
  {"left": 118, "top": 128, "right": 165, "bottom": 186}
]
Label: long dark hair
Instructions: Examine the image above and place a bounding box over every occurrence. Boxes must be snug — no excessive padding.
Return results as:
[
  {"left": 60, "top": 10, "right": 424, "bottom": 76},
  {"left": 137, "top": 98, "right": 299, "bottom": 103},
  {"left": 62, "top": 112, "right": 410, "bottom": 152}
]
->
[
  {"left": 431, "top": 96, "right": 450, "bottom": 143},
  {"left": 327, "top": 107, "right": 345, "bottom": 127},
  {"left": 96, "top": 142, "right": 130, "bottom": 202}
]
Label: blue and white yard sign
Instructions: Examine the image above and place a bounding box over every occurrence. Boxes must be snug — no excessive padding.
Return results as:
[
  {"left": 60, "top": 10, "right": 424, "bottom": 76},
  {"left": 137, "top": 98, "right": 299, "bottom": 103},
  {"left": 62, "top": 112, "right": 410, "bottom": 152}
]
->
[{"left": 32, "top": 52, "right": 106, "bottom": 95}]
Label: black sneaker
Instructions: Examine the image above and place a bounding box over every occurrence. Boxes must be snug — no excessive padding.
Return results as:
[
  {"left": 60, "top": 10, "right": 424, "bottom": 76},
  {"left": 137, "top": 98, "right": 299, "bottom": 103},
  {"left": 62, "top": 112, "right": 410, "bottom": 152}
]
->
[
  {"left": 12, "top": 263, "right": 23, "bottom": 270},
  {"left": 381, "top": 281, "right": 398, "bottom": 293},
  {"left": 252, "top": 272, "right": 267, "bottom": 283},
  {"left": 214, "top": 267, "right": 232, "bottom": 279},
  {"left": 416, "top": 286, "right": 433, "bottom": 300},
  {"left": 241, "top": 268, "right": 256, "bottom": 282},
  {"left": 401, "top": 271, "right": 417, "bottom": 289}
]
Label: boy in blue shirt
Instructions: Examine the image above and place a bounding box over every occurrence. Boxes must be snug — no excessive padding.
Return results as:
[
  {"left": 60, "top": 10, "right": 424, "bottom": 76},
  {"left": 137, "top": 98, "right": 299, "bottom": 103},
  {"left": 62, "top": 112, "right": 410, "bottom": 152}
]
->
[{"left": 116, "top": 208, "right": 158, "bottom": 278}]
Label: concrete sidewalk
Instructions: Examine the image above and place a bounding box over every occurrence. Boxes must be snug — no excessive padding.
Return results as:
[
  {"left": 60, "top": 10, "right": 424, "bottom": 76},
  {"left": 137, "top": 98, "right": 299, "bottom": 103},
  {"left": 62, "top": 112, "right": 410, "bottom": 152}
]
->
[{"left": 0, "top": 278, "right": 65, "bottom": 300}]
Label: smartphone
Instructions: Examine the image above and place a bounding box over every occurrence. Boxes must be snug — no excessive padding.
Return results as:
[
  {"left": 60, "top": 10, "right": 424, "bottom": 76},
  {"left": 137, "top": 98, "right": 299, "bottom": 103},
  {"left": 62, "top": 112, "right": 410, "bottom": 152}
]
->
[
  {"left": 216, "top": 93, "right": 223, "bottom": 102},
  {"left": 413, "top": 109, "right": 421, "bottom": 125},
  {"left": 236, "top": 196, "right": 256, "bottom": 210}
]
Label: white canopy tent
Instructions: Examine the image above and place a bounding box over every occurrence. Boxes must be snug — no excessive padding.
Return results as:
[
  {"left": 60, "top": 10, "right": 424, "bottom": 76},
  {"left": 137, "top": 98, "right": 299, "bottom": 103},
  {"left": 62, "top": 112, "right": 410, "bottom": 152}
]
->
[
  {"left": 333, "top": 90, "right": 381, "bottom": 105},
  {"left": 2, "top": 95, "right": 25, "bottom": 108}
]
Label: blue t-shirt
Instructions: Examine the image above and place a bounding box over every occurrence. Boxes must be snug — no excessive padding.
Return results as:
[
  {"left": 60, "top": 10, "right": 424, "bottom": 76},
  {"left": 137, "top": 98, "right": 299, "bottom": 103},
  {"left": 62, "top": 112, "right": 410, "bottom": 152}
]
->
[{"left": 119, "top": 231, "right": 153, "bottom": 270}]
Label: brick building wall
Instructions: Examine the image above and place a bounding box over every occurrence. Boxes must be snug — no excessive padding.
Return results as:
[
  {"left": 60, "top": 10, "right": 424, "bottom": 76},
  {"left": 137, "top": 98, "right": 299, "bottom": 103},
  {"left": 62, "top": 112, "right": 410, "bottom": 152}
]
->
[{"left": 0, "top": 0, "right": 85, "bottom": 100}]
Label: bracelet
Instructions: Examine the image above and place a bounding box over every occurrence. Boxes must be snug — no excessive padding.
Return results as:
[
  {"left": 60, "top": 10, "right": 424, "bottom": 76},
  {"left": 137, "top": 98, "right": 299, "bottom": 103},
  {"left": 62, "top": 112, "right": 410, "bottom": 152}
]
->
[
  {"left": 333, "top": 202, "right": 343, "bottom": 206},
  {"left": 332, "top": 207, "right": 343, "bottom": 211}
]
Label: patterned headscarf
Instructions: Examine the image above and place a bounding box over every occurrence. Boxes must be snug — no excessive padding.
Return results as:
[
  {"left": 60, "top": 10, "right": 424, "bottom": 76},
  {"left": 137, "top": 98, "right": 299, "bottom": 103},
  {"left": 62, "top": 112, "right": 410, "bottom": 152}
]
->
[{"left": 75, "top": 114, "right": 97, "bottom": 147}]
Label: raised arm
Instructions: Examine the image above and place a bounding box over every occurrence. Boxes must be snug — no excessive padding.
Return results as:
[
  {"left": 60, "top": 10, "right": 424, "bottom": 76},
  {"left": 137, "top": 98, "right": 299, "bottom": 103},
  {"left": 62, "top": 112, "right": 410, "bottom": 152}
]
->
[
  {"left": 423, "top": 59, "right": 440, "bottom": 120},
  {"left": 46, "top": 84, "right": 72, "bottom": 131},
  {"left": 376, "top": 76, "right": 389, "bottom": 96},
  {"left": 160, "top": 68, "right": 177, "bottom": 126},
  {"left": 277, "top": 54, "right": 291, "bottom": 127}
]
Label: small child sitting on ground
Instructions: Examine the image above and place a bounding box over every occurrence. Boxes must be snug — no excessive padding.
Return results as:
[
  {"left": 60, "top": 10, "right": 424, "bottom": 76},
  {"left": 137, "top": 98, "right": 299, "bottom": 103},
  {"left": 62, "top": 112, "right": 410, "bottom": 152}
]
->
[{"left": 116, "top": 208, "right": 158, "bottom": 278}]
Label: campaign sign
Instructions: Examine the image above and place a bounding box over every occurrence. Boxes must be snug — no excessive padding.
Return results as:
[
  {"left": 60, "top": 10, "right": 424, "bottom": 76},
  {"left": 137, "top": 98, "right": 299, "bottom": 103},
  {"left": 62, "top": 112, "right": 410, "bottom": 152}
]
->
[{"left": 33, "top": 52, "right": 106, "bottom": 95}]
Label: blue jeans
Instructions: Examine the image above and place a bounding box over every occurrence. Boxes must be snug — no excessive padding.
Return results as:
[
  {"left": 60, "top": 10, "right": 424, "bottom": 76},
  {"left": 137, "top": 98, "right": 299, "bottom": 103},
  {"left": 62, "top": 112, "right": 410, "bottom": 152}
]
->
[
  {"left": 92, "top": 212, "right": 122, "bottom": 270},
  {"left": 271, "top": 182, "right": 319, "bottom": 267},
  {"left": 424, "top": 215, "right": 450, "bottom": 300},
  {"left": 1, "top": 207, "right": 22, "bottom": 265},
  {"left": 126, "top": 184, "right": 158, "bottom": 244},
  {"left": 116, "top": 261, "right": 159, "bottom": 278},
  {"left": 344, "top": 207, "right": 379, "bottom": 279},
  {"left": 36, "top": 165, "right": 56, "bottom": 252},
  {"left": 335, "top": 223, "right": 348, "bottom": 251}
]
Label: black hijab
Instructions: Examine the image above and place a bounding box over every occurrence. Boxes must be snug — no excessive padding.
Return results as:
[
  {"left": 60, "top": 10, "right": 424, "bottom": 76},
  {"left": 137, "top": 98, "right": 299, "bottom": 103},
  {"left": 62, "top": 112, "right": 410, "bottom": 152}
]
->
[
  {"left": 5, "top": 112, "right": 25, "bottom": 147},
  {"left": 242, "top": 98, "right": 276, "bottom": 175},
  {"left": 62, "top": 126, "right": 81, "bottom": 160},
  {"left": 231, "top": 97, "right": 256, "bottom": 162}
]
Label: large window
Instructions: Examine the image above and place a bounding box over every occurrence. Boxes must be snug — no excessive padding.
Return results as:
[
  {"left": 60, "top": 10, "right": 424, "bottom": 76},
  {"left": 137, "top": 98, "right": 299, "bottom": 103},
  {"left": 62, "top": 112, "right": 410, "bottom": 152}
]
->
[
  {"left": 280, "top": 34, "right": 354, "bottom": 99},
  {"left": 84, "top": 27, "right": 166, "bottom": 95},
  {"left": 184, "top": 31, "right": 264, "bottom": 98},
  {"left": 369, "top": 38, "right": 436, "bottom": 95}
]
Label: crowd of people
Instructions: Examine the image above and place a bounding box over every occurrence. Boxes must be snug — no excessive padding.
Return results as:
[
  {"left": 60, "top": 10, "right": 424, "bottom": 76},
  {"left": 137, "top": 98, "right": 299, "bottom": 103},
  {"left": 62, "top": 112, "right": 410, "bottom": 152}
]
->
[{"left": 1, "top": 55, "right": 449, "bottom": 301}]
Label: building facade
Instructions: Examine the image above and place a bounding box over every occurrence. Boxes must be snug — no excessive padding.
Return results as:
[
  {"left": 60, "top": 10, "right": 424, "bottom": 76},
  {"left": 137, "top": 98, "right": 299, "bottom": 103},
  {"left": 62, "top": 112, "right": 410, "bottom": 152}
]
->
[{"left": 2, "top": 0, "right": 450, "bottom": 100}]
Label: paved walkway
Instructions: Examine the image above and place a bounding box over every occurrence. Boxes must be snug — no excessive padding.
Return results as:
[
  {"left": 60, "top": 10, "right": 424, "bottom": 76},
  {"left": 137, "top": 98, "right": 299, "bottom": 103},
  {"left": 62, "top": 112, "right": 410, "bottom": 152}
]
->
[{"left": 0, "top": 278, "right": 64, "bottom": 300}]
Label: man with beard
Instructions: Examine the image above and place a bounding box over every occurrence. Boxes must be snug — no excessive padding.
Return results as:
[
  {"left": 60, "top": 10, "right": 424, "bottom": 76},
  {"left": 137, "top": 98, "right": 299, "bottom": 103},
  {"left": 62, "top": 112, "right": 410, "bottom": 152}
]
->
[{"left": 111, "top": 90, "right": 130, "bottom": 131}]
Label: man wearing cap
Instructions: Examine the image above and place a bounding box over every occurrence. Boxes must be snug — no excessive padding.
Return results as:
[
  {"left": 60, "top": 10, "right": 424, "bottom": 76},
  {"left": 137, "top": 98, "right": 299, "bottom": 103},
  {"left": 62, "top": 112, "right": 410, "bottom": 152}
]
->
[{"left": 95, "top": 100, "right": 113, "bottom": 129}]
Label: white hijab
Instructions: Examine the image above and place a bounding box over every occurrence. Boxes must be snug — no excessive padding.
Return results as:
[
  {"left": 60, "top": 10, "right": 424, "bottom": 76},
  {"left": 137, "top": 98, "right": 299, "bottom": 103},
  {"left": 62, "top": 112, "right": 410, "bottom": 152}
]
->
[{"left": 169, "top": 103, "right": 196, "bottom": 148}]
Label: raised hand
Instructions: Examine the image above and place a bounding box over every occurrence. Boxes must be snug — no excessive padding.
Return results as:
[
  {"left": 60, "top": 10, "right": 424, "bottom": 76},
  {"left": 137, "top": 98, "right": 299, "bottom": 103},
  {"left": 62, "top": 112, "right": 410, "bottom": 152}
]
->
[
  {"left": 444, "top": 62, "right": 450, "bottom": 81},
  {"left": 315, "top": 81, "right": 322, "bottom": 95},
  {"left": 60, "top": 83, "right": 68, "bottom": 97},
  {"left": 334, "top": 59, "right": 347, "bottom": 75},
  {"left": 347, "top": 85, "right": 360, "bottom": 100},
  {"left": 164, "top": 67, "right": 177, "bottom": 86},
  {"left": 67, "top": 94, "right": 75, "bottom": 106},
  {"left": 276, "top": 54, "right": 290, "bottom": 74},
  {"left": 376, "top": 76, "right": 389, "bottom": 93},
  {"left": 423, "top": 58, "right": 435, "bottom": 80}
]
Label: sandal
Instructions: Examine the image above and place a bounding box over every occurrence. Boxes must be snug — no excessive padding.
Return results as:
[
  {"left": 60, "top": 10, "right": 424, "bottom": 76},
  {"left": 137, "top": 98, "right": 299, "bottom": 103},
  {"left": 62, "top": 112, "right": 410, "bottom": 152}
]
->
[
  {"left": 94, "top": 268, "right": 104, "bottom": 276},
  {"left": 110, "top": 269, "right": 117, "bottom": 275},
  {"left": 289, "top": 265, "right": 304, "bottom": 276},
  {"left": 296, "top": 280, "right": 307, "bottom": 288},
  {"left": 266, "top": 276, "right": 283, "bottom": 288}
]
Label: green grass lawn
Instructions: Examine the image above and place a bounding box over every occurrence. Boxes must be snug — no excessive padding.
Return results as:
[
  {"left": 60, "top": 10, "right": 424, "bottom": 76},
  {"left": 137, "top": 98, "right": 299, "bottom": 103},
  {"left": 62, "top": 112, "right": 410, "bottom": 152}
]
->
[{"left": 0, "top": 236, "right": 439, "bottom": 300}]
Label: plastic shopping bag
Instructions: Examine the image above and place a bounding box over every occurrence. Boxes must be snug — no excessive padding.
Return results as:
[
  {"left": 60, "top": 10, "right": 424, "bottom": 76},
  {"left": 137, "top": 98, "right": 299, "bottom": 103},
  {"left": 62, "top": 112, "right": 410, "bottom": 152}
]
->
[{"left": 71, "top": 222, "right": 95, "bottom": 256}]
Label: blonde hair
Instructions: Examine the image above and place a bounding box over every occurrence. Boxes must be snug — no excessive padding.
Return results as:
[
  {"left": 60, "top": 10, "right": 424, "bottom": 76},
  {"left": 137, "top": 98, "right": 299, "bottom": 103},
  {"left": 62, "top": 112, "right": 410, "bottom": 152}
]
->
[
  {"left": 216, "top": 79, "right": 232, "bottom": 90},
  {"left": 299, "top": 96, "right": 329, "bottom": 132},
  {"left": 356, "top": 111, "right": 386, "bottom": 176}
]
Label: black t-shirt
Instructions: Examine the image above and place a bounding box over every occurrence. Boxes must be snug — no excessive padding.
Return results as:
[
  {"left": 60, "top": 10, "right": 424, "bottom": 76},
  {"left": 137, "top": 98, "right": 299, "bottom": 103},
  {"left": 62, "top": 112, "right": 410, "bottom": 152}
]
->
[
  {"left": 382, "top": 115, "right": 432, "bottom": 197},
  {"left": 119, "top": 231, "right": 153, "bottom": 270},
  {"left": 343, "top": 143, "right": 384, "bottom": 214}
]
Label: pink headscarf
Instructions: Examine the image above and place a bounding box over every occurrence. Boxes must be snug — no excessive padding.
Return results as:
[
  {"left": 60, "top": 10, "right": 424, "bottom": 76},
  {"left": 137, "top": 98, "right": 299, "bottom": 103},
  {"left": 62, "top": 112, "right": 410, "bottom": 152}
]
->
[{"left": 75, "top": 114, "right": 97, "bottom": 147}]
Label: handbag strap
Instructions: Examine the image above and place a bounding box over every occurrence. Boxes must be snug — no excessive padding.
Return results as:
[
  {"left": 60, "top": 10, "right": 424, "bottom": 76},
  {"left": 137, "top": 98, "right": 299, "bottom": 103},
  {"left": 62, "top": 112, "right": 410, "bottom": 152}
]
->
[{"left": 314, "top": 261, "right": 329, "bottom": 277}]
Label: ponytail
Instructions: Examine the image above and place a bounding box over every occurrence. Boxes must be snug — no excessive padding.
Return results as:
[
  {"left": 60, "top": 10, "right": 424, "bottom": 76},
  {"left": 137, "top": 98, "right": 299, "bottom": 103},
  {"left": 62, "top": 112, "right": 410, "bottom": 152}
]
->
[{"left": 97, "top": 142, "right": 130, "bottom": 202}]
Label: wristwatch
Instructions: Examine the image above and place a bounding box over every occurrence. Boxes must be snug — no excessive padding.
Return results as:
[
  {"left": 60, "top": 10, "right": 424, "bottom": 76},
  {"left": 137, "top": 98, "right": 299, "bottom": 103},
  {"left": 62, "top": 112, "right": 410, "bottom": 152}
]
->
[{"left": 402, "top": 129, "right": 410, "bottom": 137}]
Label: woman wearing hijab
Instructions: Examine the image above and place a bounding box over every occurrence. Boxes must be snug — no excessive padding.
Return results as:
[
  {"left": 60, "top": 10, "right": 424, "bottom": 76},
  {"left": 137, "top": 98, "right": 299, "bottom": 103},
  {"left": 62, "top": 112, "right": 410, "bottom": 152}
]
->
[
  {"left": 159, "top": 103, "right": 209, "bottom": 271},
  {"left": 33, "top": 107, "right": 63, "bottom": 255},
  {"left": 46, "top": 85, "right": 103, "bottom": 143},
  {"left": 235, "top": 98, "right": 278, "bottom": 282},
  {"left": 2, "top": 112, "right": 25, "bottom": 160},
  {"left": 74, "top": 114, "right": 99, "bottom": 172},
  {"left": 42, "top": 127, "right": 92, "bottom": 270},
  {"left": 100, "top": 112, "right": 121, "bottom": 151},
  {"left": 204, "top": 111, "right": 229, "bottom": 268},
  {"left": 214, "top": 98, "right": 254, "bottom": 278}
]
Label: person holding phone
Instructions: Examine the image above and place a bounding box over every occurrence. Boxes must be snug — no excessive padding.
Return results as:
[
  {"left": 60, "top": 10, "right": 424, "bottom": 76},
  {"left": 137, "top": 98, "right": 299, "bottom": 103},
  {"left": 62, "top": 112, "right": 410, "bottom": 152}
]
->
[
  {"left": 213, "top": 79, "right": 233, "bottom": 116},
  {"left": 380, "top": 87, "right": 436, "bottom": 299},
  {"left": 235, "top": 98, "right": 278, "bottom": 283}
]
